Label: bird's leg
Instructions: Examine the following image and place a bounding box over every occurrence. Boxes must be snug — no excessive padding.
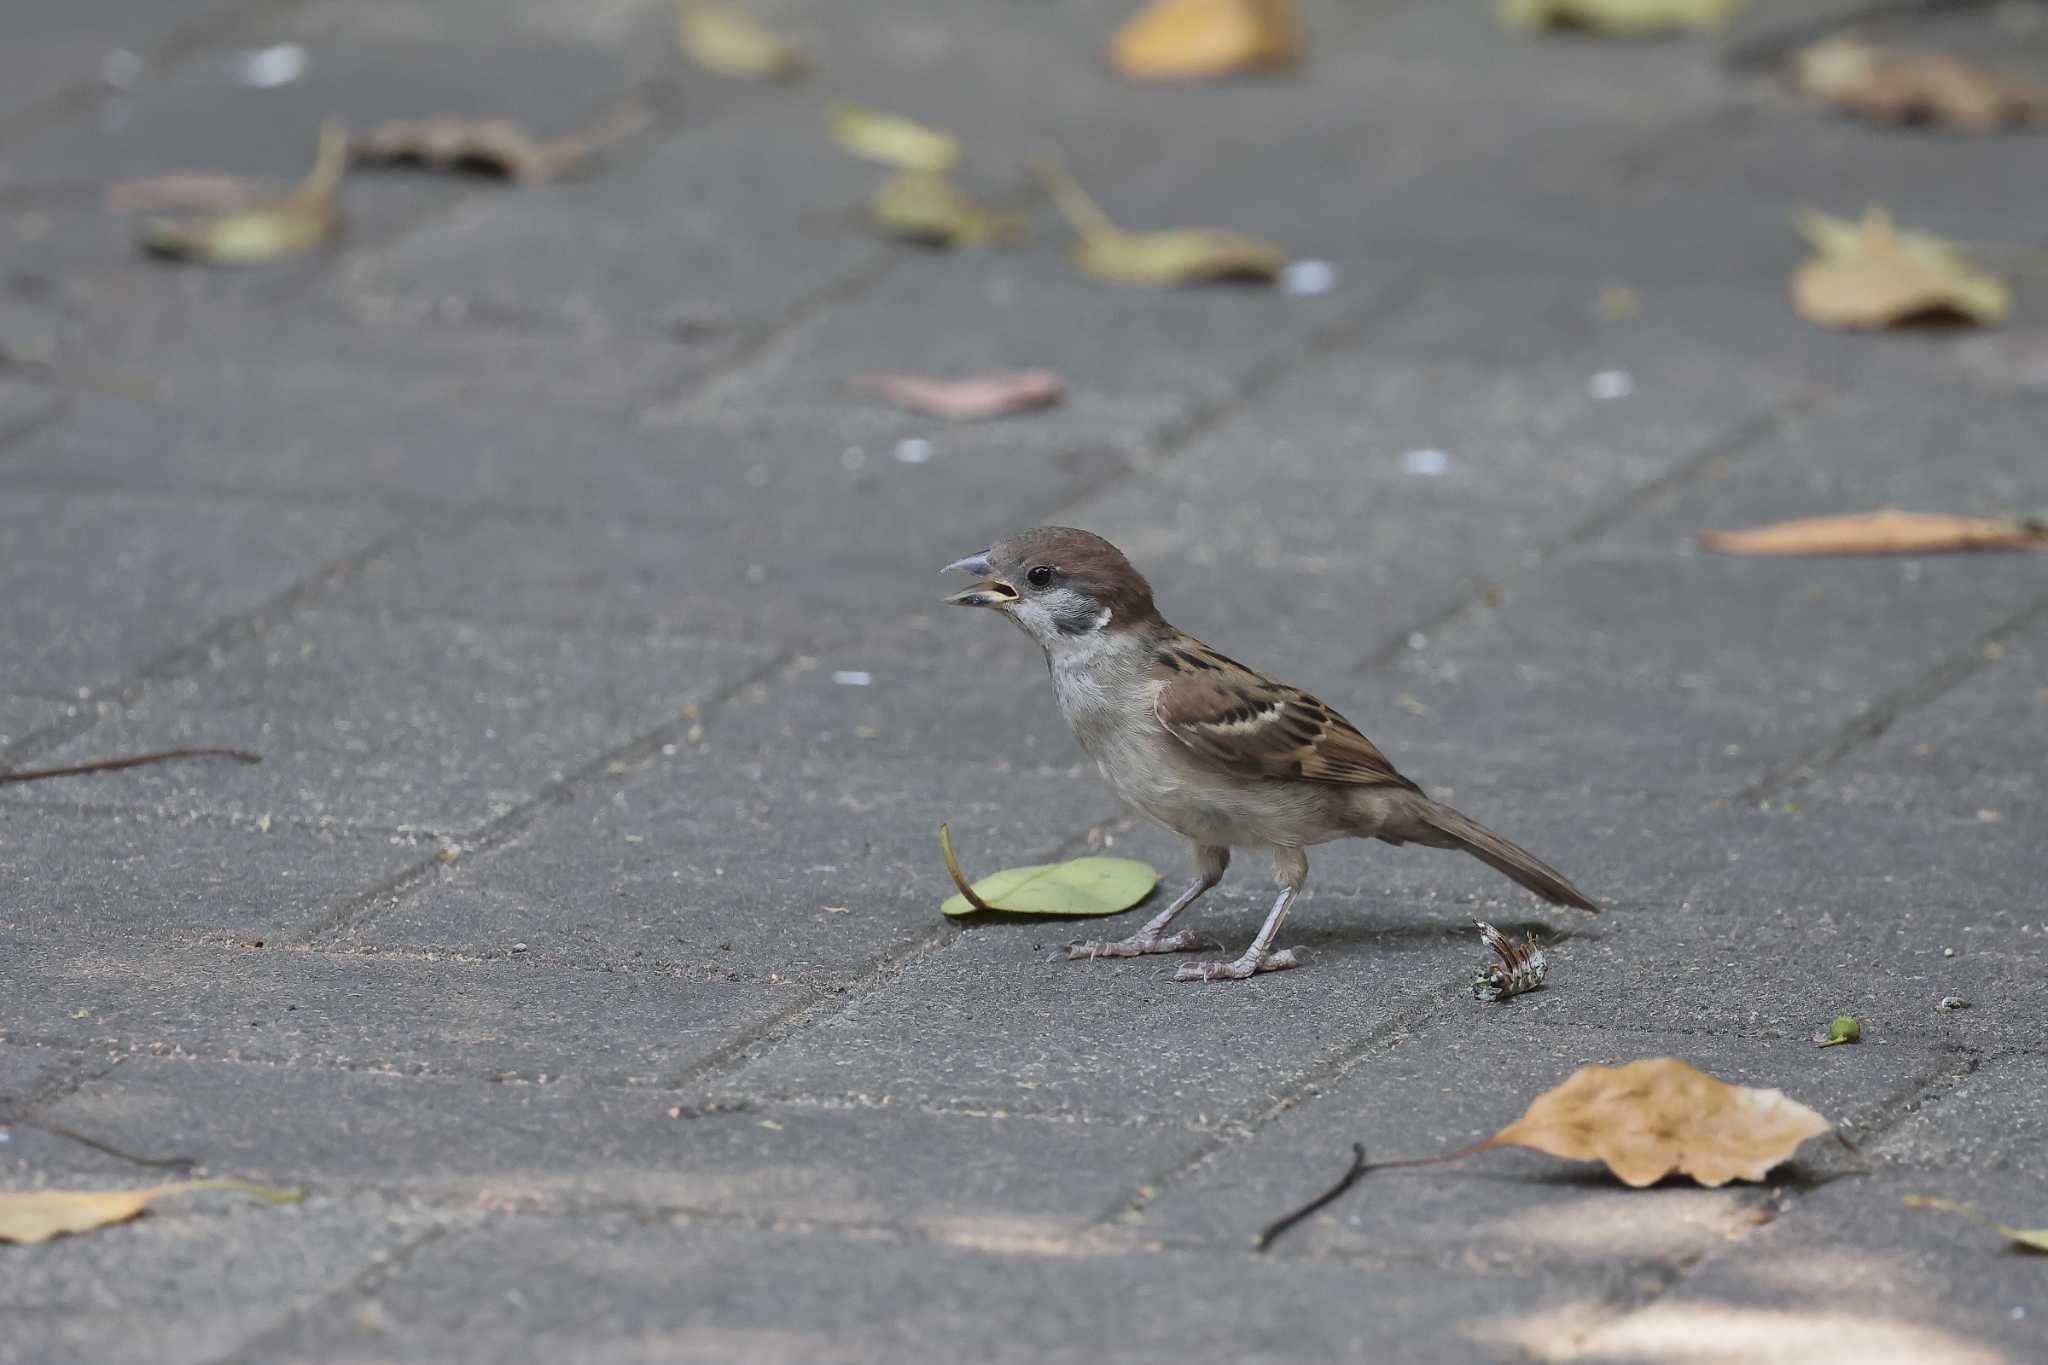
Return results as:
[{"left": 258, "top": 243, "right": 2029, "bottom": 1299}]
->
[
  {"left": 1176, "top": 846, "right": 1304, "bottom": 982},
  {"left": 1068, "top": 844, "right": 1227, "bottom": 960}
]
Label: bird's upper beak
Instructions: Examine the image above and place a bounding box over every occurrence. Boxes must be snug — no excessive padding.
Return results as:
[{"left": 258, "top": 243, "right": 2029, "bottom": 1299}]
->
[{"left": 942, "top": 551, "right": 1017, "bottom": 608}]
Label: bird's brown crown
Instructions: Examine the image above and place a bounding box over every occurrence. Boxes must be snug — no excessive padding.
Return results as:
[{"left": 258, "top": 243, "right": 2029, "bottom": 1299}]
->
[{"left": 992, "top": 527, "right": 1158, "bottom": 627}]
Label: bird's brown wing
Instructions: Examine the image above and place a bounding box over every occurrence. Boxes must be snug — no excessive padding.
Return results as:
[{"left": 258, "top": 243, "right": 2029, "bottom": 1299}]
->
[{"left": 1151, "top": 638, "right": 1422, "bottom": 792}]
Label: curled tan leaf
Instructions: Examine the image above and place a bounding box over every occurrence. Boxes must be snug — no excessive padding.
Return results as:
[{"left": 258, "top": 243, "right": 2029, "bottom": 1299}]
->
[
  {"left": 1795, "top": 37, "right": 2048, "bottom": 133},
  {"left": 850, "top": 370, "right": 1065, "bottom": 421},
  {"left": 1488, "top": 1058, "right": 1834, "bottom": 1188},
  {"left": 1112, "top": 0, "right": 1300, "bottom": 82},
  {"left": 0, "top": 1177, "right": 303, "bottom": 1245},
  {"left": 140, "top": 121, "right": 346, "bottom": 265},
  {"left": 1792, "top": 208, "right": 2010, "bottom": 329},
  {"left": 1701, "top": 510, "right": 2048, "bottom": 556},
  {"left": 1032, "top": 153, "right": 1285, "bottom": 285},
  {"left": 352, "top": 117, "right": 594, "bottom": 185},
  {"left": 868, "top": 171, "right": 1024, "bottom": 248}
]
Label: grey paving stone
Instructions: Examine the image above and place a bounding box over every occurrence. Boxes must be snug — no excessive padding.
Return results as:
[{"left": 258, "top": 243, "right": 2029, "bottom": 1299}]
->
[
  {"left": 1372, "top": 554, "right": 2047, "bottom": 800},
  {"left": 255, "top": 1213, "right": 1592, "bottom": 1365},
  {"left": 713, "top": 881, "right": 1486, "bottom": 1124},
  {"left": 0, "top": 609, "right": 778, "bottom": 833},
  {"left": 333, "top": 111, "right": 889, "bottom": 339},
  {"left": 0, "top": 1195, "right": 432, "bottom": 1365},
  {"left": 0, "top": 928, "right": 792, "bottom": 1087},
  {"left": 0, "top": 370, "right": 65, "bottom": 448},
  {"left": 1811, "top": 616, "right": 2048, "bottom": 825},
  {"left": 0, "top": 488, "right": 383, "bottom": 698},
  {"left": 360, "top": 636, "right": 1111, "bottom": 973},
  {"left": 1551, "top": 1169, "right": 2047, "bottom": 1365},
  {"left": 1597, "top": 389, "right": 2048, "bottom": 557},
  {"left": 44, "top": 1057, "right": 1209, "bottom": 1234},
  {"left": 1137, "top": 1016, "right": 1938, "bottom": 1257},
  {"left": 0, "top": 694, "right": 77, "bottom": 753},
  {"left": 0, "top": 0, "right": 229, "bottom": 127},
  {"left": 1879, "top": 1051, "right": 2048, "bottom": 1179},
  {"left": 0, "top": 803, "right": 420, "bottom": 943}
]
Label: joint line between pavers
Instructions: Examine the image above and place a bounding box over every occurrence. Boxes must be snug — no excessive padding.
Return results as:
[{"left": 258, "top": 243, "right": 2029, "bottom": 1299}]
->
[
  {"left": 202, "top": 1222, "right": 454, "bottom": 1365},
  {"left": 292, "top": 642, "right": 808, "bottom": 946},
  {"left": 1350, "top": 398, "right": 1801, "bottom": 674},
  {"left": 1739, "top": 585, "right": 2048, "bottom": 805},
  {"left": 0, "top": 528, "right": 399, "bottom": 769}
]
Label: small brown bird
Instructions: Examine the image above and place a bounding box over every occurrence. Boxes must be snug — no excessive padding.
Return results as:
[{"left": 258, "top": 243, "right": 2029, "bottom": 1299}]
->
[{"left": 944, "top": 527, "right": 1597, "bottom": 982}]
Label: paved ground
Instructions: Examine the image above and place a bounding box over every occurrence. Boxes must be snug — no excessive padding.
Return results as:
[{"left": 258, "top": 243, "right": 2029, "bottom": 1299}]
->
[{"left": 3, "top": 1, "right": 2046, "bottom": 1361}]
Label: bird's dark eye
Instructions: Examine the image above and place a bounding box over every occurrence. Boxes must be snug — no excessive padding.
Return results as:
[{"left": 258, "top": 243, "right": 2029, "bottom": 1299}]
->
[{"left": 1026, "top": 565, "right": 1056, "bottom": 589}]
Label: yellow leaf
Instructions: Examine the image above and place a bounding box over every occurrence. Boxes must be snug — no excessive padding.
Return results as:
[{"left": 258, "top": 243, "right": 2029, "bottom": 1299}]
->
[
  {"left": 938, "top": 824, "right": 1157, "bottom": 917},
  {"left": 1498, "top": 0, "right": 1750, "bottom": 35},
  {"left": 140, "top": 121, "right": 346, "bottom": 265},
  {"left": 676, "top": 0, "right": 802, "bottom": 81},
  {"left": 828, "top": 104, "right": 959, "bottom": 173},
  {"left": 351, "top": 117, "right": 593, "bottom": 185},
  {"left": 1487, "top": 1058, "right": 1833, "bottom": 1187},
  {"left": 1792, "top": 208, "right": 2010, "bottom": 329},
  {"left": 1701, "top": 509, "right": 2048, "bottom": 556},
  {"left": 0, "top": 1177, "right": 303, "bottom": 1245},
  {"left": 1112, "top": 0, "right": 1300, "bottom": 82},
  {"left": 1032, "top": 153, "right": 1286, "bottom": 286},
  {"left": 868, "top": 171, "right": 1024, "bottom": 248},
  {"left": 1795, "top": 37, "right": 2048, "bottom": 134},
  {"left": 1903, "top": 1196, "right": 2048, "bottom": 1254}
]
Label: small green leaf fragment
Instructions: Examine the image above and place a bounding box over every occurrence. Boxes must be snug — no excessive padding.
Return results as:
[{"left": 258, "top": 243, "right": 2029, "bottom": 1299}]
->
[
  {"left": 829, "top": 104, "right": 959, "bottom": 172},
  {"left": 1816, "top": 1015, "right": 1861, "bottom": 1048},
  {"left": 937, "top": 825, "right": 1157, "bottom": 916},
  {"left": 1903, "top": 1195, "right": 2048, "bottom": 1253},
  {"left": 869, "top": 171, "right": 1023, "bottom": 247}
]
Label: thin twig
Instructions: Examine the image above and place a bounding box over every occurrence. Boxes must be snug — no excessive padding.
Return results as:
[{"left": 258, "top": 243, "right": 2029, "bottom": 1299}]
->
[
  {"left": 1255, "top": 1143, "right": 1369, "bottom": 1252},
  {"left": 29, "top": 1120, "right": 197, "bottom": 1171},
  {"left": 0, "top": 747, "right": 261, "bottom": 785},
  {"left": 937, "top": 823, "right": 995, "bottom": 911}
]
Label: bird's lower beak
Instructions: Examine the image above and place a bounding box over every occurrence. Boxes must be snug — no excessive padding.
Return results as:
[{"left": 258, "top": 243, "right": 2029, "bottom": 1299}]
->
[{"left": 946, "top": 578, "right": 1019, "bottom": 608}]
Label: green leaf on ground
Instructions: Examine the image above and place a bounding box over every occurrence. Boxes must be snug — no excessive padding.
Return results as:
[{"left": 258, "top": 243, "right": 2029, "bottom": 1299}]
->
[
  {"left": 938, "top": 823, "right": 1157, "bottom": 916},
  {"left": 829, "top": 104, "right": 959, "bottom": 172},
  {"left": 869, "top": 171, "right": 1023, "bottom": 247},
  {"left": 1030, "top": 153, "right": 1284, "bottom": 286},
  {"left": 1903, "top": 1196, "right": 2048, "bottom": 1253},
  {"left": 140, "top": 121, "right": 346, "bottom": 265},
  {"left": 1815, "top": 1015, "right": 1861, "bottom": 1047},
  {"left": 675, "top": 0, "right": 803, "bottom": 80}
]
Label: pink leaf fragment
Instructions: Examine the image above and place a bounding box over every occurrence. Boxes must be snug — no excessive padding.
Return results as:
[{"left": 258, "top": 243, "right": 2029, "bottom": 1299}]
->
[{"left": 850, "top": 369, "right": 1065, "bottom": 421}]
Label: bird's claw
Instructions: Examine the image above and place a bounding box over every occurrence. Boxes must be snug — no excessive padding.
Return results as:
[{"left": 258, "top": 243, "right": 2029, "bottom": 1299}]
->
[
  {"left": 1174, "top": 948, "right": 1300, "bottom": 982},
  {"left": 1065, "top": 929, "right": 1206, "bottom": 960}
]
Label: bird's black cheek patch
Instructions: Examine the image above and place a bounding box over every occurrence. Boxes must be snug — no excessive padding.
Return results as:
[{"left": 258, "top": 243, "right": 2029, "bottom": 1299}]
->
[{"left": 1050, "top": 597, "right": 1103, "bottom": 636}]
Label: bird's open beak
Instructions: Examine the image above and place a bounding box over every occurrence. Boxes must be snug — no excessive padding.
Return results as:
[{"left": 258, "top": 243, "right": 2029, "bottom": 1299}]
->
[{"left": 942, "top": 551, "right": 1017, "bottom": 608}]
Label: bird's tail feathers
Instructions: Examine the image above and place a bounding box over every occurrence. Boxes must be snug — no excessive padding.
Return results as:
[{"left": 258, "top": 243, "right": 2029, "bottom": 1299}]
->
[{"left": 1413, "top": 802, "right": 1600, "bottom": 913}]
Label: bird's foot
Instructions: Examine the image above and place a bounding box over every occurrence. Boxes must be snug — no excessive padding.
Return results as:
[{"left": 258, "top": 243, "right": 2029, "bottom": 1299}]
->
[
  {"left": 1066, "top": 929, "right": 1205, "bottom": 960},
  {"left": 1174, "top": 947, "right": 1300, "bottom": 982}
]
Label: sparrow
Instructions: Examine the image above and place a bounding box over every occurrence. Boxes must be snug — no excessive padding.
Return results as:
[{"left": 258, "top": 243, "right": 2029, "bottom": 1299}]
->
[{"left": 944, "top": 527, "right": 1598, "bottom": 982}]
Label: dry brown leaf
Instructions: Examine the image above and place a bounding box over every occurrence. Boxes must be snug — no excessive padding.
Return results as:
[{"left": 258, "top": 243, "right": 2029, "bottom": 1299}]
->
[
  {"left": 352, "top": 117, "right": 593, "bottom": 184},
  {"left": 1112, "top": 0, "right": 1300, "bottom": 82},
  {"left": 1487, "top": 1058, "right": 1833, "bottom": 1188},
  {"left": 1032, "top": 153, "right": 1285, "bottom": 286},
  {"left": 140, "top": 121, "right": 346, "bottom": 265},
  {"left": 868, "top": 171, "right": 1024, "bottom": 248},
  {"left": 0, "top": 1177, "right": 303, "bottom": 1244},
  {"left": 1792, "top": 208, "right": 2010, "bottom": 329},
  {"left": 1795, "top": 37, "right": 2048, "bottom": 133},
  {"left": 828, "top": 104, "right": 959, "bottom": 173},
  {"left": 1702, "top": 509, "right": 2048, "bottom": 556},
  {"left": 676, "top": 0, "right": 803, "bottom": 80},
  {"left": 851, "top": 370, "right": 1065, "bottom": 420},
  {"left": 1498, "top": 0, "right": 1749, "bottom": 34}
]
